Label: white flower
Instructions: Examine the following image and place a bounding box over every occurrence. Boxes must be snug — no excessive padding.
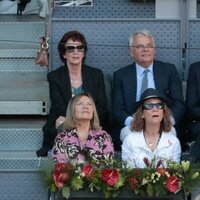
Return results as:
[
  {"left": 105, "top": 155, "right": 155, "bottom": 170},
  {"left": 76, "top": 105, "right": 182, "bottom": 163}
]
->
[
  {"left": 141, "top": 178, "right": 149, "bottom": 185},
  {"left": 155, "top": 172, "right": 161, "bottom": 178},
  {"left": 165, "top": 171, "right": 170, "bottom": 177},
  {"left": 181, "top": 161, "right": 190, "bottom": 172},
  {"left": 151, "top": 173, "right": 155, "bottom": 179}
]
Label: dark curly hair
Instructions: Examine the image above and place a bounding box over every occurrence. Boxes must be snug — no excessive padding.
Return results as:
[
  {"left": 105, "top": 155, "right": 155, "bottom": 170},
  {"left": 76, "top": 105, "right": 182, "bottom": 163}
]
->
[
  {"left": 131, "top": 103, "right": 172, "bottom": 133},
  {"left": 58, "top": 30, "right": 88, "bottom": 63}
]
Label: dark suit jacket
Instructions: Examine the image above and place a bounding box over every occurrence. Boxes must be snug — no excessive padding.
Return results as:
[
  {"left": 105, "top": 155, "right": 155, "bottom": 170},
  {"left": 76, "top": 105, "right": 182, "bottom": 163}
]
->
[
  {"left": 186, "top": 62, "right": 200, "bottom": 159},
  {"left": 186, "top": 62, "right": 200, "bottom": 121},
  {"left": 112, "top": 60, "right": 185, "bottom": 127},
  {"left": 42, "top": 64, "right": 108, "bottom": 148}
]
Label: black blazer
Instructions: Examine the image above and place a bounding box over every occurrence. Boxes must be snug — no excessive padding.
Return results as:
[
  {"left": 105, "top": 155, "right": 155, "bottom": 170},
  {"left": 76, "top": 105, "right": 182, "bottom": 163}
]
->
[
  {"left": 112, "top": 60, "right": 185, "bottom": 126},
  {"left": 186, "top": 62, "right": 200, "bottom": 121},
  {"left": 42, "top": 64, "right": 108, "bottom": 147}
]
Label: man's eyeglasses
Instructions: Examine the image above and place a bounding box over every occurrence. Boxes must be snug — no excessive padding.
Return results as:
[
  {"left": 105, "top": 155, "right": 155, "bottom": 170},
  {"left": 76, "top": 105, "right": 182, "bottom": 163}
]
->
[
  {"left": 65, "top": 45, "right": 85, "bottom": 53},
  {"left": 143, "top": 103, "right": 164, "bottom": 110},
  {"left": 134, "top": 44, "right": 154, "bottom": 51}
]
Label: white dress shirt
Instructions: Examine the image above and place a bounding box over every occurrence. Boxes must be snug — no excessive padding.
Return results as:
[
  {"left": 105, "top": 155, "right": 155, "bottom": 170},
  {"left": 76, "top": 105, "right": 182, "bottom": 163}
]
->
[
  {"left": 121, "top": 126, "right": 181, "bottom": 168},
  {"left": 136, "top": 64, "right": 155, "bottom": 101}
]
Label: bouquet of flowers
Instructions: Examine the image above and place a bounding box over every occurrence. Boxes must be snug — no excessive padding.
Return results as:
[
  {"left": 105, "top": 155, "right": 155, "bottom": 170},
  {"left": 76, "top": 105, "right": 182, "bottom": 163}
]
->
[
  {"left": 125, "top": 158, "right": 200, "bottom": 197},
  {"left": 44, "top": 158, "right": 200, "bottom": 199}
]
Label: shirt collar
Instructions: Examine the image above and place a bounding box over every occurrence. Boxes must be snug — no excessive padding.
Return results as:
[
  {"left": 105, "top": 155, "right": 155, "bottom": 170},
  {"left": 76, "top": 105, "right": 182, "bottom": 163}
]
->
[{"left": 136, "top": 63, "right": 153, "bottom": 76}]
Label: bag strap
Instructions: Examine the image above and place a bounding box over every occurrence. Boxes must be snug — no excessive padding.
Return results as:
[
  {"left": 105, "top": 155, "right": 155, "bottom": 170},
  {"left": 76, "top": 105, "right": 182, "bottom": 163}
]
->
[{"left": 41, "top": 37, "right": 49, "bottom": 50}]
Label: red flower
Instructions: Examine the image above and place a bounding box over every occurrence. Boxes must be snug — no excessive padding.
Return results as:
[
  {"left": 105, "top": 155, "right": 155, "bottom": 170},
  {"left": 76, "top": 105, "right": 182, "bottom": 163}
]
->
[
  {"left": 127, "top": 177, "right": 139, "bottom": 190},
  {"left": 143, "top": 157, "right": 150, "bottom": 167},
  {"left": 53, "top": 163, "right": 72, "bottom": 188},
  {"left": 101, "top": 169, "right": 119, "bottom": 187},
  {"left": 82, "top": 164, "right": 93, "bottom": 177},
  {"left": 166, "top": 175, "right": 180, "bottom": 193}
]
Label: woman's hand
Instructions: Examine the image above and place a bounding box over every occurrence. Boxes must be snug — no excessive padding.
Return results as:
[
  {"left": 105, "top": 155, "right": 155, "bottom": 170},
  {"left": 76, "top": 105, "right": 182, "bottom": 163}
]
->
[{"left": 56, "top": 116, "right": 66, "bottom": 128}]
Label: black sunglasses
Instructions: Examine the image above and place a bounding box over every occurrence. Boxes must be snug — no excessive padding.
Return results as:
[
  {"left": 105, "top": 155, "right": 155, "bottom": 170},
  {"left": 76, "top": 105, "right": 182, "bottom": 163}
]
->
[
  {"left": 143, "top": 103, "right": 164, "bottom": 110},
  {"left": 65, "top": 45, "right": 85, "bottom": 53}
]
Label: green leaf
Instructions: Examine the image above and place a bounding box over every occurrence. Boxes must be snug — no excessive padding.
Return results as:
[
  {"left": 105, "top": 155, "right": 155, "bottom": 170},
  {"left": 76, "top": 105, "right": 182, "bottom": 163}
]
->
[
  {"left": 62, "top": 187, "right": 70, "bottom": 199},
  {"left": 104, "top": 189, "right": 111, "bottom": 198},
  {"left": 134, "top": 188, "right": 140, "bottom": 195},
  {"left": 50, "top": 184, "right": 57, "bottom": 193},
  {"left": 191, "top": 172, "right": 199, "bottom": 180},
  {"left": 115, "top": 175, "right": 125, "bottom": 188},
  {"left": 70, "top": 177, "right": 84, "bottom": 191},
  {"left": 147, "top": 184, "right": 153, "bottom": 197},
  {"left": 42, "top": 169, "right": 54, "bottom": 190}
]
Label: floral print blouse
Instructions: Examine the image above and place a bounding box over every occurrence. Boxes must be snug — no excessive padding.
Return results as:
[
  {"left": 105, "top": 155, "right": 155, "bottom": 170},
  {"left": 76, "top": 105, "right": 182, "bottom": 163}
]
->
[{"left": 52, "top": 129, "right": 114, "bottom": 164}]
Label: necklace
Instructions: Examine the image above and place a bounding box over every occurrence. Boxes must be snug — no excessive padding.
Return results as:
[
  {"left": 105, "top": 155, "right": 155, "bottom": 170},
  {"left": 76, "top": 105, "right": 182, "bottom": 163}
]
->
[
  {"left": 70, "top": 76, "right": 81, "bottom": 83},
  {"left": 148, "top": 142, "right": 153, "bottom": 147},
  {"left": 144, "top": 132, "right": 161, "bottom": 150},
  {"left": 69, "top": 72, "right": 82, "bottom": 83}
]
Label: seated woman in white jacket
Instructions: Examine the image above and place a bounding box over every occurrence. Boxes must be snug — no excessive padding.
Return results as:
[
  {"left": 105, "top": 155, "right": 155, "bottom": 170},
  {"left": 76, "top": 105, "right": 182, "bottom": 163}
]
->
[{"left": 122, "top": 88, "right": 181, "bottom": 168}]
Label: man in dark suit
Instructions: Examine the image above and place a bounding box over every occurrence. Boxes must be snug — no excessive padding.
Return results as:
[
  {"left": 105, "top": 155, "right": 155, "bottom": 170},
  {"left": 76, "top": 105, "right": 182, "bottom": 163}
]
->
[
  {"left": 36, "top": 31, "right": 109, "bottom": 156},
  {"left": 186, "top": 62, "right": 200, "bottom": 161},
  {"left": 112, "top": 29, "right": 185, "bottom": 150}
]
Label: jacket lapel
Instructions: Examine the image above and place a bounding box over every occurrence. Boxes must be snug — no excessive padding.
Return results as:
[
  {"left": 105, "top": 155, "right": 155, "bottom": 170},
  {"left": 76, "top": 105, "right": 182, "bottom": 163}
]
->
[
  {"left": 153, "top": 60, "right": 163, "bottom": 92},
  {"left": 60, "top": 65, "right": 72, "bottom": 102},
  {"left": 126, "top": 63, "right": 137, "bottom": 102},
  {"left": 82, "top": 65, "right": 92, "bottom": 93}
]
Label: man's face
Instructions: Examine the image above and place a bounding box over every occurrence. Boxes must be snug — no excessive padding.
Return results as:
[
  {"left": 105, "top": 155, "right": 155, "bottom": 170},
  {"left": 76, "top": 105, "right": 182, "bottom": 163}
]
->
[{"left": 130, "top": 34, "right": 155, "bottom": 68}]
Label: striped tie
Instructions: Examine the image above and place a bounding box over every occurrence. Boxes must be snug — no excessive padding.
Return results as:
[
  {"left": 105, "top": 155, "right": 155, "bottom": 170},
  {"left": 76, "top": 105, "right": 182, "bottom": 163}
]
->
[{"left": 141, "top": 69, "right": 149, "bottom": 94}]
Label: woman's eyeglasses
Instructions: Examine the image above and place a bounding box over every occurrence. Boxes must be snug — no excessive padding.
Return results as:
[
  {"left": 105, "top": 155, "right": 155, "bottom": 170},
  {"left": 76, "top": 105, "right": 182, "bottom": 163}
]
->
[
  {"left": 143, "top": 103, "right": 164, "bottom": 110},
  {"left": 65, "top": 45, "right": 85, "bottom": 53}
]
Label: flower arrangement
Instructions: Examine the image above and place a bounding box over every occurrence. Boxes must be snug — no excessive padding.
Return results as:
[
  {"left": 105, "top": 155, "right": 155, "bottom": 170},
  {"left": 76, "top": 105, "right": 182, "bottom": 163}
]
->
[{"left": 44, "top": 158, "right": 200, "bottom": 199}]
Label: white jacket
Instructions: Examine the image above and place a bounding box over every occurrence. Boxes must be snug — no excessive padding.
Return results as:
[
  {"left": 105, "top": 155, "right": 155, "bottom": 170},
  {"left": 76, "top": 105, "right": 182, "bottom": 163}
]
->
[
  {"left": 120, "top": 125, "right": 177, "bottom": 142},
  {"left": 121, "top": 126, "right": 181, "bottom": 168}
]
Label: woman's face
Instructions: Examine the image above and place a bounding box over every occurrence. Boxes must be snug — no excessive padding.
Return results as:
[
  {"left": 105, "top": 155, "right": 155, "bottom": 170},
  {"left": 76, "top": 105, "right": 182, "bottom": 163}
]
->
[
  {"left": 63, "top": 39, "right": 85, "bottom": 66},
  {"left": 142, "top": 98, "right": 164, "bottom": 125},
  {"left": 75, "top": 96, "right": 94, "bottom": 122}
]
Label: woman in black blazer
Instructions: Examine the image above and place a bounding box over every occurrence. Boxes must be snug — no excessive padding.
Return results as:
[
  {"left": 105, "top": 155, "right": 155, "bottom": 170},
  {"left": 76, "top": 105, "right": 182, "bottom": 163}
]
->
[{"left": 36, "top": 30, "right": 108, "bottom": 156}]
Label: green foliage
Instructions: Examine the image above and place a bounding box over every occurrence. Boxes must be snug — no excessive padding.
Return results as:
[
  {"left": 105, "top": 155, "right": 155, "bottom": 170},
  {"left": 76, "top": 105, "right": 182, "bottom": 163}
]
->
[
  {"left": 62, "top": 187, "right": 70, "bottom": 199},
  {"left": 70, "top": 176, "right": 84, "bottom": 191},
  {"left": 43, "top": 159, "right": 200, "bottom": 199}
]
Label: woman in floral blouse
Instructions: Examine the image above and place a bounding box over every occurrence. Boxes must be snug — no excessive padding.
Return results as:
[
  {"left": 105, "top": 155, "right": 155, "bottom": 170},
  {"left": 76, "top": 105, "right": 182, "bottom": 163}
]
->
[{"left": 52, "top": 93, "right": 114, "bottom": 164}]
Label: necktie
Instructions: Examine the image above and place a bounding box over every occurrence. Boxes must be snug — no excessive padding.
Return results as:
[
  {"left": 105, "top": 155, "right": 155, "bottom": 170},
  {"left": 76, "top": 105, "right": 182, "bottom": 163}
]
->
[{"left": 141, "top": 69, "right": 149, "bottom": 94}]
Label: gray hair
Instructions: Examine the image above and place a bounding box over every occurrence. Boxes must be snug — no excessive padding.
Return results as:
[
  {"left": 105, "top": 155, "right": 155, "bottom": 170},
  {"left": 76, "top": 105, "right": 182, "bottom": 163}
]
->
[{"left": 129, "top": 29, "right": 155, "bottom": 47}]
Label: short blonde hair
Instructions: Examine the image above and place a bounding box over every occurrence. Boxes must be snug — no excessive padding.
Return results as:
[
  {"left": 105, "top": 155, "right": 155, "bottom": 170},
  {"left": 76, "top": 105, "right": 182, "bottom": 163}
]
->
[{"left": 64, "top": 93, "right": 101, "bottom": 131}]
